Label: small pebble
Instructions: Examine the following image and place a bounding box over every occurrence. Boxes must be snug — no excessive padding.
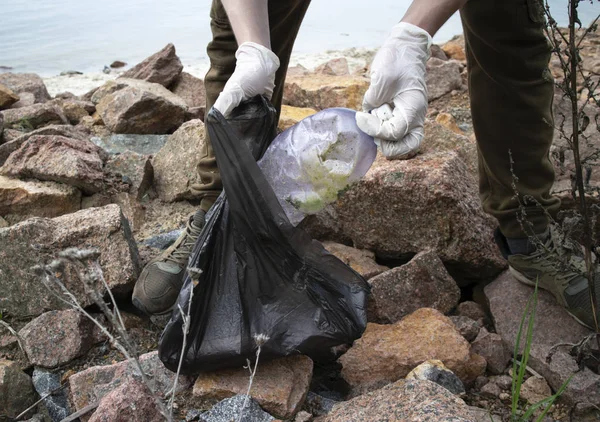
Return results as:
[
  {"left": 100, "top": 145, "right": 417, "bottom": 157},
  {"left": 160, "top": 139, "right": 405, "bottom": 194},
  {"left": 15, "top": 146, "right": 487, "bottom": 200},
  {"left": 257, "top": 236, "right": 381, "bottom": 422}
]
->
[
  {"left": 480, "top": 382, "right": 501, "bottom": 398},
  {"left": 474, "top": 375, "right": 489, "bottom": 391},
  {"left": 494, "top": 375, "right": 512, "bottom": 390}
]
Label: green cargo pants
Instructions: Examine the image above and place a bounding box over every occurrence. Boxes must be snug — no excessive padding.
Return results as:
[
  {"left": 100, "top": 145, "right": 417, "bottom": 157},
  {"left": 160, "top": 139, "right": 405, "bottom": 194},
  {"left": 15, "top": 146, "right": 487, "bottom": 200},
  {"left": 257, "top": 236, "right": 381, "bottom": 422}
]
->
[
  {"left": 191, "top": 0, "right": 311, "bottom": 211},
  {"left": 192, "top": 0, "right": 559, "bottom": 239}
]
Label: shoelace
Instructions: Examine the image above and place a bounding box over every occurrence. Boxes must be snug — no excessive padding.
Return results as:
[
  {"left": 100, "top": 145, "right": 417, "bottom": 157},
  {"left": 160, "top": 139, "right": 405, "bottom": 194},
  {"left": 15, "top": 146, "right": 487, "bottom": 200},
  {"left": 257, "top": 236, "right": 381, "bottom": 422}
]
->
[
  {"left": 164, "top": 221, "right": 204, "bottom": 265},
  {"left": 522, "top": 236, "right": 582, "bottom": 287}
]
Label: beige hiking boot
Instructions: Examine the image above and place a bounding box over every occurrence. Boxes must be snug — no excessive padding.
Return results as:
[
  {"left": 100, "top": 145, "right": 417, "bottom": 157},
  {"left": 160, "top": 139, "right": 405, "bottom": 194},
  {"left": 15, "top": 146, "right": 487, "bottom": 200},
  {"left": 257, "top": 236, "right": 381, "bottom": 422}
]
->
[{"left": 132, "top": 209, "right": 205, "bottom": 315}]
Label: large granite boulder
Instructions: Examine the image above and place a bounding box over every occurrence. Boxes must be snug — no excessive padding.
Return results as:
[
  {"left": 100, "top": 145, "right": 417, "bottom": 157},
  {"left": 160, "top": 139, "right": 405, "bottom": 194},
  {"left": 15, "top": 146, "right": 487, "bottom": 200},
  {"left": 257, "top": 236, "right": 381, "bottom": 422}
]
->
[
  {"left": 426, "top": 58, "right": 464, "bottom": 101},
  {"left": 305, "top": 120, "right": 504, "bottom": 284},
  {"left": 120, "top": 43, "right": 183, "bottom": 88},
  {"left": 0, "top": 124, "right": 90, "bottom": 166},
  {"left": 0, "top": 204, "right": 140, "bottom": 317},
  {"left": 368, "top": 250, "right": 461, "bottom": 323},
  {"left": 1, "top": 135, "right": 107, "bottom": 194},
  {"left": 152, "top": 119, "right": 205, "bottom": 202},
  {"left": 96, "top": 79, "right": 187, "bottom": 134},
  {"left": 19, "top": 309, "right": 104, "bottom": 368},
  {"left": 1, "top": 103, "right": 68, "bottom": 131},
  {"left": 0, "top": 175, "right": 81, "bottom": 222},
  {"left": 170, "top": 72, "right": 206, "bottom": 108},
  {"left": 0, "top": 73, "right": 51, "bottom": 104}
]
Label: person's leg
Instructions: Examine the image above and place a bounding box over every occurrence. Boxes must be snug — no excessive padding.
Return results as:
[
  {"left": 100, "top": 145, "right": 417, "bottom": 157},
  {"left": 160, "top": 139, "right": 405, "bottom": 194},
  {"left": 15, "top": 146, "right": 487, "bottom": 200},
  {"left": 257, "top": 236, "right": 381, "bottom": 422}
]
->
[
  {"left": 461, "top": 0, "right": 599, "bottom": 329},
  {"left": 133, "top": 0, "right": 311, "bottom": 315},
  {"left": 193, "top": 0, "right": 311, "bottom": 212},
  {"left": 461, "top": 0, "right": 559, "bottom": 242}
]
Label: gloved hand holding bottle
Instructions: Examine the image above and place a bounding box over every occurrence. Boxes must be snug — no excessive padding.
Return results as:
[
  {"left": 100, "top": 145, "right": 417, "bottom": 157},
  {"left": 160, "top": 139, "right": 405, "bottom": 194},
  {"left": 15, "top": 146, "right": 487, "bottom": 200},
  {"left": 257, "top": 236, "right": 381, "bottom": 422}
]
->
[
  {"left": 213, "top": 0, "right": 280, "bottom": 117},
  {"left": 356, "top": 0, "right": 465, "bottom": 159},
  {"left": 355, "top": 22, "right": 431, "bottom": 160}
]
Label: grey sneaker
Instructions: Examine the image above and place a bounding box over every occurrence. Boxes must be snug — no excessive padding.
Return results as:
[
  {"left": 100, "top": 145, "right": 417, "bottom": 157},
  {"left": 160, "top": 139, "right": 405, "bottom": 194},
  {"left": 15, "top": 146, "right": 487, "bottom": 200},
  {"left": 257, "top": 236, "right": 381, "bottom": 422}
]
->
[
  {"left": 508, "top": 233, "right": 600, "bottom": 330},
  {"left": 132, "top": 209, "right": 206, "bottom": 315}
]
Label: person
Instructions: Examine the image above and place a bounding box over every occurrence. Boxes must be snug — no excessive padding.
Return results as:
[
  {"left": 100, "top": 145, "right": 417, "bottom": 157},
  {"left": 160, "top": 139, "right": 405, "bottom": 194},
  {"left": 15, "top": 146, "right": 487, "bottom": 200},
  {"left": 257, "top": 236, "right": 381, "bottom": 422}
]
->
[{"left": 132, "top": 0, "right": 600, "bottom": 329}]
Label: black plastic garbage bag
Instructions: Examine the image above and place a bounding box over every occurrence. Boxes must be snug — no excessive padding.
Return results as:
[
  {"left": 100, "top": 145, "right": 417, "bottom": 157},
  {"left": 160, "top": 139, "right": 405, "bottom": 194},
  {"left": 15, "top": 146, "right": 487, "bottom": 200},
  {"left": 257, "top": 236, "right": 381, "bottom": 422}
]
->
[{"left": 158, "top": 97, "right": 369, "bottom": 375}]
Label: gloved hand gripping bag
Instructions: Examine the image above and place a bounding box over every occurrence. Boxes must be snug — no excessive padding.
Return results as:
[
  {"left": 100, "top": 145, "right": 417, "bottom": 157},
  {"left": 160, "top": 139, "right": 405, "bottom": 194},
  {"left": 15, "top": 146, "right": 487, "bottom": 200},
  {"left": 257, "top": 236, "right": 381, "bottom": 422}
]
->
[
  {"left": 158, "top": 97, "right": 370, "bottom": 374},
  {"left": 258, "top": 107, "right": 378, "bottom": 226}
]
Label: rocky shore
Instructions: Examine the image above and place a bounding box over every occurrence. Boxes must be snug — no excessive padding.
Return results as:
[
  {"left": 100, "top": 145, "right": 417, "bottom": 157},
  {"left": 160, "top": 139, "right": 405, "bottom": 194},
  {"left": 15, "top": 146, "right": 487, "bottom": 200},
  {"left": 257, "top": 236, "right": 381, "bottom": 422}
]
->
[{"left": 0, "top": 32, "right": 599, "bottom": 422}]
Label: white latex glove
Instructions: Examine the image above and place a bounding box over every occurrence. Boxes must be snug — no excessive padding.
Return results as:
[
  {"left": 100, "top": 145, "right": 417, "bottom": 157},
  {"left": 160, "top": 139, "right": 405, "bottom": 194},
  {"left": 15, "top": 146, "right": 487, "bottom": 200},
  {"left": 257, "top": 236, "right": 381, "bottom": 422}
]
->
[
  {"left": 213, "top": 42, "right": 280, "bottom": 117},
  {"left": 355, "top": 22, "right": 432, "bottom": 159}
]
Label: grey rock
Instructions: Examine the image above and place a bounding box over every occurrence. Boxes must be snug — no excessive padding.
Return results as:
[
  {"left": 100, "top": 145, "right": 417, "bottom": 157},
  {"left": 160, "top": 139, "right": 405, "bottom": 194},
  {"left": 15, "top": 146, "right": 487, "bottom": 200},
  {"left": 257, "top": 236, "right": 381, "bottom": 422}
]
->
[
  {"left": 120, "top": 43, "right": 183, "bottom": 88},
  {"left": 430, "top": 44, "right": 448, "bottom": 61},
  {"left": 303, "top": 392, "right": 337, "bottom": 416},
  {"left": 0, "top": 204, "right": 140, "bottom": 317},
  {"left": 0, "top": 124, "right": 90, "bottom": 166},
  {"left": 470, "top": 328, "right": 511, "bottom": 375},
  {"left": 104, "top": 151, "right": 153, "bottom": 200},
  {"left": 493, "top": 375, "right": 513, "bottom": 391},
  {"left": 406, "top": 360, "right": 465, "bottom": 395},
  {"left": 324, "top": 379, "right": 482, "bottom": 422},
  {"left": 474, "top": 376, "right": 489, "bottom": 391},
  {"left": 1, "top": 102, "right": 68, "bottom": 130},
  {"left": 314, "top": 58, "right": 350, "bottom": 76},
  {"left": 0, "top": 73, "right": 51, "bottom": 104},
  {"left": 368, "top": 250, "right": 460, "bottom": 323},
  {"left": 20, "top": 310, "right": 104, "bottom": 368},
  {"left": 449, "top": 316, "right": 482, "bottom": 342},
  {"left": 426, "top": 59, "right": 463, "bottom": 100},
  {"left": 457, "top": 301, "right": 487, "bottom": 323},
  {"left": 170, "top": 72, "right": 206, "bottom": 108},
  {"left": 485, "top": 271, "right": 599, "bottom": 410},
  {"left": 142, "top": 228, "right": 183, "bottom": 250},
  {"left": 96, "top": 80, "right": 187, "bottom": 134},
  {"left": 32, "top": 368, "right": 70, "bottom": 422},
  {"left": 468, "top": 407, "right": 502, "bottom": 422},
  {"left": 152, "top": 119, "right": 205, "bottom": 201},
  {"left": 54, "top": 98, "right": 94, "bottom": 124},
  {"left": 199, "top": 395, "right": 275, "bottom": 422},
  {"left": 0, "top": 359, "right": 38, "bottom": 419},
  {"left": 11, "top": 92, "right": 36, "bottom": 108},
  {"left": 87, "top": 380, "right": 164, "bottom": 422},
  {"left": 90, "top": 134, "right": 169, "bottom": 155},
  {"left": 480, "top": 382, "right": 501, "bottom": 399}
]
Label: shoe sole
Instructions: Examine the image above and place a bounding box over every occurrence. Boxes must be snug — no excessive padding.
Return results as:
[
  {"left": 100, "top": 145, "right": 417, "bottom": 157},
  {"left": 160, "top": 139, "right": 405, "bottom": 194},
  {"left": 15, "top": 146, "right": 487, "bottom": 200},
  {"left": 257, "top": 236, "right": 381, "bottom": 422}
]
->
[
  {"left": 132, "top": 296, "right": 175, "bottom": 317},
  {"left": 509, "top": 266, "right": 595, "bottom": 330}
]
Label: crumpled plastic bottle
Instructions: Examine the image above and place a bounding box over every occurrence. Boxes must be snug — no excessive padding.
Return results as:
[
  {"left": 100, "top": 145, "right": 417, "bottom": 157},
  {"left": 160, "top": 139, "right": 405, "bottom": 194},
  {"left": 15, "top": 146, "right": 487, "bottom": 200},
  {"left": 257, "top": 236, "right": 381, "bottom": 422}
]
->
[{"left": 258, "top": 108, "right": 377, "bottom": 225}]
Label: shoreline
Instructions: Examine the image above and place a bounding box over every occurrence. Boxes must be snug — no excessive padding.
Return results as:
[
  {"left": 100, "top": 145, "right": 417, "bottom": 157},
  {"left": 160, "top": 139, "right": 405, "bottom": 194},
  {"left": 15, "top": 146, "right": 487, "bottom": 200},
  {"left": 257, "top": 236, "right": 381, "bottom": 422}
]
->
[{"left": 42, "top": 47, "right": 377, "bottom": 97}]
